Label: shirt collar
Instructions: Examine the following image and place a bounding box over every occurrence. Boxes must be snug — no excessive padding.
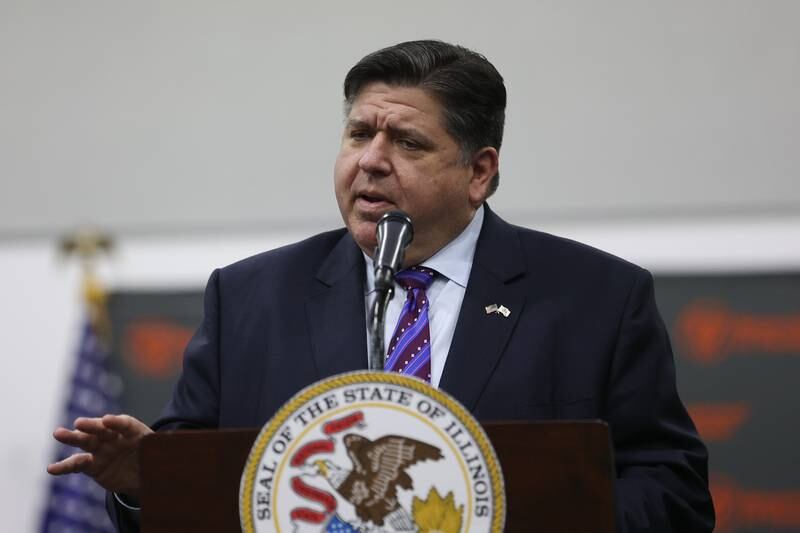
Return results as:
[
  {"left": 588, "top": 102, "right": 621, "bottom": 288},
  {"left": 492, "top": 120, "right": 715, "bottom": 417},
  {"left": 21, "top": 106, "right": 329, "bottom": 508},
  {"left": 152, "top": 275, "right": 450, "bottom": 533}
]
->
[{"left": 364, "top": 205, "right": 484, "bottom": 291}]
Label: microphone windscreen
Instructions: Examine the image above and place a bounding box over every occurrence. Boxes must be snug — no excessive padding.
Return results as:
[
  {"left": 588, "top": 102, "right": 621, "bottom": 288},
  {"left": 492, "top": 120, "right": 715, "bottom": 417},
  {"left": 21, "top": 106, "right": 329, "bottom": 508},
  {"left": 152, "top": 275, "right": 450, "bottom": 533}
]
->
[{"left": 374, "top": 211, "right": 414, "bottom": 287}]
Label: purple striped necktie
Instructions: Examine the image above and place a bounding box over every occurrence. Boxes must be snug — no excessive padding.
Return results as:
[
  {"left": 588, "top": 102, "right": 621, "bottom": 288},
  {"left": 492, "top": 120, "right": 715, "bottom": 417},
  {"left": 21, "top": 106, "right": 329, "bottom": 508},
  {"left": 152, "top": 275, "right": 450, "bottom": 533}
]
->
[{"left": 384, "top": 266, "right": 437, "bottom": 382}]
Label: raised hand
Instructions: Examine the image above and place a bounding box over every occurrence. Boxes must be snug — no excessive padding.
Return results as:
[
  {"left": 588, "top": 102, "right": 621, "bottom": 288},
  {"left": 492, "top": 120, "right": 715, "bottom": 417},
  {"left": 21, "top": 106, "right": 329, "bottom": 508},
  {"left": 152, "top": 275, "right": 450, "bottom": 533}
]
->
[{"left": 47, "top": 414, "right": 153, "bottom": 498}]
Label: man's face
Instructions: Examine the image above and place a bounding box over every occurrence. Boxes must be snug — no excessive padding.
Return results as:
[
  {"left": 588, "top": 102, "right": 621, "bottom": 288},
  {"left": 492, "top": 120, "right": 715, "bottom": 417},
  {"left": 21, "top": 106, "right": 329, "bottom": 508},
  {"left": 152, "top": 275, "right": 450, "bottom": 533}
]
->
[{"left": 334, "top": 82, "right": 490, "bottom": 266}]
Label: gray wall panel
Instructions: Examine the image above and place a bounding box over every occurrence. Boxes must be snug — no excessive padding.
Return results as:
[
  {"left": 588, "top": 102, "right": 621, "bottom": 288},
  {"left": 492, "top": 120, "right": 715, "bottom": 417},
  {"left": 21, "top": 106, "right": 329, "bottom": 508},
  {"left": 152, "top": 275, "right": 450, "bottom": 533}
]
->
[{"left": 2, "top": 1, "right": 798, "bottom": 238}]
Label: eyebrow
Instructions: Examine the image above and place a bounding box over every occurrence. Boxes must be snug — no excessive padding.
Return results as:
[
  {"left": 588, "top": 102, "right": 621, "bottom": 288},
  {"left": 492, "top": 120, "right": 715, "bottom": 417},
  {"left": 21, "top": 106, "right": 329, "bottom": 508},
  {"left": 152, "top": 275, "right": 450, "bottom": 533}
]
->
[
  {"left": 345, "top": 119, "right": 373, "bottom": 131},
  {"left": 346, "top": 119, "right": 435, "bottom": 149}
]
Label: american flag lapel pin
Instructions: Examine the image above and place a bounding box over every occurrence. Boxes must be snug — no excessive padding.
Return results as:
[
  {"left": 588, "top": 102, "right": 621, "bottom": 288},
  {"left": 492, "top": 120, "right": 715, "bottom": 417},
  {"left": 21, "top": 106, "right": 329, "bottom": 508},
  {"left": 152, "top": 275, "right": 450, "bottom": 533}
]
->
[{"left": 485, "top": 304, "right": 510, "bottom": 317}]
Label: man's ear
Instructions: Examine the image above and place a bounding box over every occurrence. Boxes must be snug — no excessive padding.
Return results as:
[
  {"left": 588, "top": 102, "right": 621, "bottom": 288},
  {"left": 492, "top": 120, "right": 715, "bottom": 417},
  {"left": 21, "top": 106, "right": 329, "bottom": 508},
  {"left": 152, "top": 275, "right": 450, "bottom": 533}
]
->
[{"left": 468, "top": 147, "right": 499, "bottom": 206}]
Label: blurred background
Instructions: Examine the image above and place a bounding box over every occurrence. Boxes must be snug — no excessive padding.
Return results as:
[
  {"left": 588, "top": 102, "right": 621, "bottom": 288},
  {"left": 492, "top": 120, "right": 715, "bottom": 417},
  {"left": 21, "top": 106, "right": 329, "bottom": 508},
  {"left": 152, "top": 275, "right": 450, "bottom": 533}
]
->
[{"left": 1, "top": 1, "right": 798, "bottom": 531}]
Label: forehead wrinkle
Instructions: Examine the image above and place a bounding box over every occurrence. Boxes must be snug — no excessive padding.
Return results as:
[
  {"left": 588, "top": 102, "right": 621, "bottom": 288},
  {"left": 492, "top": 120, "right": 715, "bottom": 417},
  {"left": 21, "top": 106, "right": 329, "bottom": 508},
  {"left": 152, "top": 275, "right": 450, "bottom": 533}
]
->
[
  {"left": 348, "top": 81, "right": 443, "bottom": 121},
  {"left": 368, "top": 104, "right": 421, "bottom": 129},
  {"left": 358, "top": 86, "right": 433, "bottom": 111},
  {"left": 353, "top": 92, "right": 435, "bottom": 119},
  {"left": 349, "top": 108, "right": 433, "bottom": 140}
]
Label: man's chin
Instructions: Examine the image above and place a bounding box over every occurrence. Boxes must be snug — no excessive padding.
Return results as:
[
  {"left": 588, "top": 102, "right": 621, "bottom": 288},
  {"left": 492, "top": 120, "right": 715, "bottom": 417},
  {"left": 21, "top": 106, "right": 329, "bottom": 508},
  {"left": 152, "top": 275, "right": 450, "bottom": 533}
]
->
[{"left": 349, "top": 221, "right": 378, "bottom": 256}]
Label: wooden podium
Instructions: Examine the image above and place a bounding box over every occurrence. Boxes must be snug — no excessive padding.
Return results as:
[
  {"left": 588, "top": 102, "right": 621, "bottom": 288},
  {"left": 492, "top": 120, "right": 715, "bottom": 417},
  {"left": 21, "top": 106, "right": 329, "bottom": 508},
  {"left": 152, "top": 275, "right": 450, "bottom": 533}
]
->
[{"left": 140, "top": 421, "right": 615, "bottom": 532}]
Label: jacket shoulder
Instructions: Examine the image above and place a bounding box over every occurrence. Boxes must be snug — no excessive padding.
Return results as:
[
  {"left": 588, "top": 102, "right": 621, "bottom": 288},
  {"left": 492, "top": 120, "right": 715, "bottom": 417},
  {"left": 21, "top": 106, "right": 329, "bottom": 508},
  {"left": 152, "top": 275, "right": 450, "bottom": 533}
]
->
[{"left": 511, "top": 223, "right": 648, "bottom": 281}]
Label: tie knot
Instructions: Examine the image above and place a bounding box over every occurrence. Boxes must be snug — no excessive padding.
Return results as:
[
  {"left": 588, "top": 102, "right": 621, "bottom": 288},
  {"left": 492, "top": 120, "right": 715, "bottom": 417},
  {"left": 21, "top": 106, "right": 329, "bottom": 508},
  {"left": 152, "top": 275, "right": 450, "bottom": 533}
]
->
[{"left": 395, "top": 266, "right": 436, "bottom": 290}]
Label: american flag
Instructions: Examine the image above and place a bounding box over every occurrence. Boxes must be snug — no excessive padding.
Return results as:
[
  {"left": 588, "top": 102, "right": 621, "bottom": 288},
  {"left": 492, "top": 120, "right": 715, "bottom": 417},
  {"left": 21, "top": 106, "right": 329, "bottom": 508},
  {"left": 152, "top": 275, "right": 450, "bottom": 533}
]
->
[{"left": 40, "top": 321, "right": 123, "bottom": 533}]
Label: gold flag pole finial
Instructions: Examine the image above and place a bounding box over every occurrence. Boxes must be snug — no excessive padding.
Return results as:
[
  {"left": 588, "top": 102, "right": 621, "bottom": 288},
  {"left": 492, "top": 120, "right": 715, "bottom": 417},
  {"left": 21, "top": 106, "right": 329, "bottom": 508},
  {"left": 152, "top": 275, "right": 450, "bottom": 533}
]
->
[{"left": 59, "top": 229, "right": 114, "bottom": 341}]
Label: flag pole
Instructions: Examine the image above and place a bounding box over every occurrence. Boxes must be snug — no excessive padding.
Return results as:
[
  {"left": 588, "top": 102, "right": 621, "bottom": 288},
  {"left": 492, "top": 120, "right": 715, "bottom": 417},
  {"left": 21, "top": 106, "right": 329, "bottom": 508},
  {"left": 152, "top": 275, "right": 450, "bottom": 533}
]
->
[{"left": 59, "top": 229, "right": 114, "bottom": 341}]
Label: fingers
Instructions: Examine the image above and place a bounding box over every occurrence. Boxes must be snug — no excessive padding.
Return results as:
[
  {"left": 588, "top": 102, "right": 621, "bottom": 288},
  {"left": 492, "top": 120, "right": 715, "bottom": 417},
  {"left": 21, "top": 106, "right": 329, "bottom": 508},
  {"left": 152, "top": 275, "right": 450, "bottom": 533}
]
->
[
  {"left": 47, "top": 452, "right": 93, "bottom": 476},
  {"left": 53, "top": 427, "right": 99, "bottom": 452},
  {"left": 101, "top": 414, "right": 152, "bottom": 439},
  {"left": 73, "top": 417, "right": 117, "bottom": 441},
  {"left": 69, "top": 414, "right": 151, "bottom": 440},
  {"left": 52, "top": 416, "right": 132, "bottom": 452}
]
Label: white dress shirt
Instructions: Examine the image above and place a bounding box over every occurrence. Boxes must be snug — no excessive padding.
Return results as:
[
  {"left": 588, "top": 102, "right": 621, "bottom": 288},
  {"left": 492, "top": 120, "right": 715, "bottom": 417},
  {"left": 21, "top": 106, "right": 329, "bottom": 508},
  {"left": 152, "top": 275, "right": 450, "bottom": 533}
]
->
[{"left": 364, "top": 205, "right": 484, "bottom": 387}]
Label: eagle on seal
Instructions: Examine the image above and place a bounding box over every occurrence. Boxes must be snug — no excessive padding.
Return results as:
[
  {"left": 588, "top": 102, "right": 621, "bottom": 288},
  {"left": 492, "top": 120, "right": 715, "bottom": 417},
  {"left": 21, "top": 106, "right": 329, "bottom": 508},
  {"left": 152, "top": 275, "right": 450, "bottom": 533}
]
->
[{"left": 313, "top": 433, "right": 443, "bottom": 529}]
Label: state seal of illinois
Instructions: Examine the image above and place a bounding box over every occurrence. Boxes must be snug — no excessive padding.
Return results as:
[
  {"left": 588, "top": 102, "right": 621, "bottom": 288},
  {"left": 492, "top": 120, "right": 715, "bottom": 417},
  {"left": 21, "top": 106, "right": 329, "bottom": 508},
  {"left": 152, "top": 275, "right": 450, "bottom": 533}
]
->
[{"left": 240, "top": 371, "right": 505, "bottom": 532}]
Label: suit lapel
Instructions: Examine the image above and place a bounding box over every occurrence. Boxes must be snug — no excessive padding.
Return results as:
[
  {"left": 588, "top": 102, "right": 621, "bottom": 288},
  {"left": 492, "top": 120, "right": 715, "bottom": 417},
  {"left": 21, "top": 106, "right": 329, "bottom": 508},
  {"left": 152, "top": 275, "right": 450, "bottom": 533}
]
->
[
  {"left": 305, "top": 233, "right": 369, "bottom": 378},
  {"left": 439, "top": 207, "right": 527, "bottom": 411}
]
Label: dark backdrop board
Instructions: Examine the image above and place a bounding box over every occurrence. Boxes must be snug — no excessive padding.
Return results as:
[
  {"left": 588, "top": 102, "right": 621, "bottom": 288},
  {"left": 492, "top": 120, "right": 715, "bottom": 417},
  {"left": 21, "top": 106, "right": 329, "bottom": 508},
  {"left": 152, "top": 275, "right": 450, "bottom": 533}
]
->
[
  {"left": 107, "top": 290, "right": 204, "bottom": 425},
  {"left": 655, "top": 273, "right": 800, "bottom": 533},
  {"left": 106, "top": 273, "right": 800, "bottom": 533}
]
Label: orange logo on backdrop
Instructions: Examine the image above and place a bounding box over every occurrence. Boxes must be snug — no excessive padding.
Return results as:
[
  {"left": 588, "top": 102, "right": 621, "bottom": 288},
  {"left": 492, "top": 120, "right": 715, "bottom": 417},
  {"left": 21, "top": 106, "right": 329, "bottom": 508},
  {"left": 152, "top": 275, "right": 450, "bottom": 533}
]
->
[
  {"left": 123, "top": 319, "right": 193, "bottom": 378},
  {"left": 712, "top": 475, "right": 800, "bottom": 533},
  {"left": 675, "top": 301, "right": 800, "bottom": 364},
  {"left": 686, "top": 403, "right": 751, "bottom": 442}
]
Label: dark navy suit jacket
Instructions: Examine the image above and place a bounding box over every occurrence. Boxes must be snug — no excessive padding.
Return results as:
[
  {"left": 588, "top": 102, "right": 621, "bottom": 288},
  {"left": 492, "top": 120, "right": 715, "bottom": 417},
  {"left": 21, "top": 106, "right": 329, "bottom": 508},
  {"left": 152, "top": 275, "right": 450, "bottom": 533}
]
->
[{"left": 109, "top": 206, "right": 714, "bottom": 532}]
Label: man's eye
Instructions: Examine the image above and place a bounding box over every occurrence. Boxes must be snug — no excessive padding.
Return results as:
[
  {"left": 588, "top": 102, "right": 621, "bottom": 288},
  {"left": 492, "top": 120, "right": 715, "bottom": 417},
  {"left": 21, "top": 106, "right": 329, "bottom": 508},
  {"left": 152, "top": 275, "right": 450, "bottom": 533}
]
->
[{"left": 397, "top": 138, "right": 420, "bottom": 150}]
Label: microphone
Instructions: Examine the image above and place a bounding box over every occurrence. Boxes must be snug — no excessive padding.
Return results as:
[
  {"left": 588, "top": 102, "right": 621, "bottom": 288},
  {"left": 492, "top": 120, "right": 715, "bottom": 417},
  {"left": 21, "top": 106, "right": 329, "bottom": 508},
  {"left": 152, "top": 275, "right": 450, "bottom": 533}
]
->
[
  {"left": 368, "top": 210, "right": 413, "bottom": 371},
  {"left": 373, "top": 211, "right": 414, "bottom": 292}
]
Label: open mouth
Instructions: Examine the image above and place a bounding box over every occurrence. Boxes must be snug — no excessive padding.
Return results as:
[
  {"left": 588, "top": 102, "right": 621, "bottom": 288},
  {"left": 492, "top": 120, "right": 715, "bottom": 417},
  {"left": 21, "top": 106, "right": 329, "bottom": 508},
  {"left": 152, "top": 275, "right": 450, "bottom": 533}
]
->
[
  {"left": 359, "top": 193, "right": 389, "bottom": 203},
  {"left": 355, "top": 193, "right": 394, "bottom": 218}
]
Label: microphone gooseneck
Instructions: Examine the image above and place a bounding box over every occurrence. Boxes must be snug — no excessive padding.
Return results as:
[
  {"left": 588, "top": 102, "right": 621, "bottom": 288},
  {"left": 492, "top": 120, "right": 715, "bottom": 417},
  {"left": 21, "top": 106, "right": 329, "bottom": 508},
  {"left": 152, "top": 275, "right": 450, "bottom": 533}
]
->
[{"left": 368, "top": 211, "right": 414, "bottom": 372}]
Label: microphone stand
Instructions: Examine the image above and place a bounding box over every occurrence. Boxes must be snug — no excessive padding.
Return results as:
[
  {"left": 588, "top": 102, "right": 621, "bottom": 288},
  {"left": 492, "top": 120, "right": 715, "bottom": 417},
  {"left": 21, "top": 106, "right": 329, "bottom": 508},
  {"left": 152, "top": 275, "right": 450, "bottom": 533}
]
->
[
  {"left": 368, "top": 282, "right": 393, "bottom": 372},
  {"left": 368, "top": 266, "right": 396, "bottom": 371}
]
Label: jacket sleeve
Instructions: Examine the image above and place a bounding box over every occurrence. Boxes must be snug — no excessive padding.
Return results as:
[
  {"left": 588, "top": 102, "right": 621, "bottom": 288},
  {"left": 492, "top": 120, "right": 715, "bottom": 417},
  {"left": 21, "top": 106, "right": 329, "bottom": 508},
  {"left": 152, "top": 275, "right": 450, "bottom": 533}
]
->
[{"left": 607, "top": 268, "right": 715, "bottom": 532}]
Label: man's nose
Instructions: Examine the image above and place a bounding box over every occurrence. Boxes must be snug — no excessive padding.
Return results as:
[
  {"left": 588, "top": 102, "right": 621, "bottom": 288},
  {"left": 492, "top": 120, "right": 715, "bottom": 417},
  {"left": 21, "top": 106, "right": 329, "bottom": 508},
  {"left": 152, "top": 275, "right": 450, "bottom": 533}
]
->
[{"left": 358, "top": 134, "right": 392, "bottom": 176}]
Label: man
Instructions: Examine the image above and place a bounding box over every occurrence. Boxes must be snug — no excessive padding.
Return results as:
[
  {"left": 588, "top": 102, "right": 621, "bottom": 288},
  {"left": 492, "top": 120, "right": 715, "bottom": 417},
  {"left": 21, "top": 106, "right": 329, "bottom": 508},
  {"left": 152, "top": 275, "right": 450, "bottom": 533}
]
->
[{"left": 49, "top": 40, "right": 714, "bottom": 532}]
